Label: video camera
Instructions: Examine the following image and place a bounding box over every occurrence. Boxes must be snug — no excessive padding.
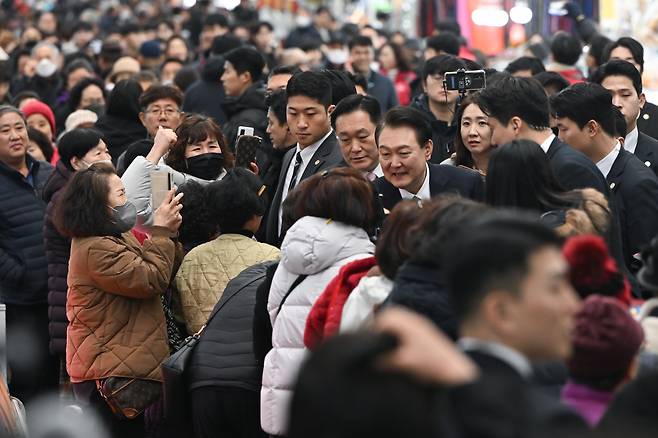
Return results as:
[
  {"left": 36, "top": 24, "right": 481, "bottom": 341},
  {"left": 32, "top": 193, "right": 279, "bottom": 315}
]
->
[{"left": 443, "top": 69, "right": 487, "bottom": 94}]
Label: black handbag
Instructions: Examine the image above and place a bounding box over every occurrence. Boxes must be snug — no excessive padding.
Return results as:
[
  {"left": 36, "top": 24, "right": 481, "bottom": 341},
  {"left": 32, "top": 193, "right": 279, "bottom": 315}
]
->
[{"left": 96, "top": 377, "right": 162, "bottom": 420}]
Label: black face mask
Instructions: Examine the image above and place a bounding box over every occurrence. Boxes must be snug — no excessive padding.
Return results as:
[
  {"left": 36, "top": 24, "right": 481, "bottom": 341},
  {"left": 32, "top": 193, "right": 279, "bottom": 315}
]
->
[{"left": 186, "top": 153, "right": 225, "bottom": 180}]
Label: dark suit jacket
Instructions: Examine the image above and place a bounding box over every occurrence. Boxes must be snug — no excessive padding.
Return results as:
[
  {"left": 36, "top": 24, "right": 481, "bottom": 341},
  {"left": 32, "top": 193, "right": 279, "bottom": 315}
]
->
[
  {"left": 546, "top": 137, "right": 609, "bottom": 194},
  {"left": 466, "top": 350, "right": 588, "bottom": 438},
  {"left": 638, "top": 101, "right": 658, "bottom": 141},
  {"left": 608, "top": 149, "right": 658, "bottom": 272},
  {"left": 635, "top": 131, "right": 658, "bottom": 178},
  {"left": 367, "top": 70, "right": 399, "bottom": 112},
  {"left": 264, "top": 132, "right": 344, "bottom": 246},
  {"left": 374, "top": 163, "right": 484, "bottom": 212}
]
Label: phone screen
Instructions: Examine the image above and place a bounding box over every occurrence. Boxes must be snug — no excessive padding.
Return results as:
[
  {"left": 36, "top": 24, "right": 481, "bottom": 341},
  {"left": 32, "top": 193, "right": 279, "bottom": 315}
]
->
[{"left": 150, "top": 170, "right": 173, "bottom": 208}]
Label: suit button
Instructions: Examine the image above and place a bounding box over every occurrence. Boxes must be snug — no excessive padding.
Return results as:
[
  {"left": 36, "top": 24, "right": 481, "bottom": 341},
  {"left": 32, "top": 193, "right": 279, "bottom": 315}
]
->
[{"left": 610, "top": 182, "right": 616, "bottom": 189}]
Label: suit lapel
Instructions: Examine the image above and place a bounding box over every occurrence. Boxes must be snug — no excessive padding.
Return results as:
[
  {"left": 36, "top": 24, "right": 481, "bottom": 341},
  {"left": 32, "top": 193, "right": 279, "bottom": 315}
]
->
[
  {"left": 300, "top": 133, "right": 337, "bottom": 180},
  {"left": 607, "top": 149, "right": 629, "bottom": 193},
  {"left": 375, "top": 177, "right": 402, "bottom": 211},
  {"left": 545, "top": 137, "right": 560, "bottom": 160},
  {"left": 636, "top": 133, "right": 654, "bottom": 167},
  {"left": 427, "top": 164, "right": 448, "bottom": 197}
]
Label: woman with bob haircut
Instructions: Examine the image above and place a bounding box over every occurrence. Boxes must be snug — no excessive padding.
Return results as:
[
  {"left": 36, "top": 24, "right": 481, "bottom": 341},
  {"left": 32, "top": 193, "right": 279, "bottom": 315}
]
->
[
  {"left": 261, "top": 167, "right": 377, "bottom": 436},
  {"left": 53, "top": 163, "right": 183, "bottom": 436},
  {"left": 122, "top": 113, "right": 235, "bottom": 232}
]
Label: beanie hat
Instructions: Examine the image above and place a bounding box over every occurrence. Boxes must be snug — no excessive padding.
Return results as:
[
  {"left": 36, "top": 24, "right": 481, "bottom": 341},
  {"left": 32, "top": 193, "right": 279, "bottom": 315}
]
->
[
  {"left": 22, "top": 100, "right": 56, "bottom": 138},
  {"left": 563, "top": 235, "right": 631, "bottom": 306},
  {"left": 568, "top": 295, "right": 644, "bottom": 380},
  {"left": 108, "top": 56, "right": 140, "bottom": 82},
  {"left": 139, "top": 40, "right": 162, "bottom": 59},
  {"left": 64, "top": 109, "right": 98, "bottom": 133}
]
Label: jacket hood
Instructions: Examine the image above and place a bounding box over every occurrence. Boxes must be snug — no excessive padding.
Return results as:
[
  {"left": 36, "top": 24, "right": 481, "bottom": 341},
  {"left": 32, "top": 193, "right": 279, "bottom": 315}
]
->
[
  {"left": 221, "top": 83, "right": 267, "bottom": 118},
  {"left": 105, "top": 80, "right": 143, "bottom": 120},
  {"left": 43, "top": 160, "right": 72, "bottom": 203},
  {"left": 281, "top": 216, "right": 375, "bottom": 276},
  {"left": 202, "top": 56, "right": 225, "bottom": 82}
]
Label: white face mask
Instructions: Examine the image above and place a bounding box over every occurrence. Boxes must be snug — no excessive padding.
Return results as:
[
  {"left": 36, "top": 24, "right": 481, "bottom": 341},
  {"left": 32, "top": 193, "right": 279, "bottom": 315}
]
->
[
  {"left": 326, "top": 49, "right": 348, "bottom": 65},
  {"left": 36, "top": 58, "right": 57, "bottom": 78},
  {"left": 296, "top": 16, "right": 312, "bottom": 27}
]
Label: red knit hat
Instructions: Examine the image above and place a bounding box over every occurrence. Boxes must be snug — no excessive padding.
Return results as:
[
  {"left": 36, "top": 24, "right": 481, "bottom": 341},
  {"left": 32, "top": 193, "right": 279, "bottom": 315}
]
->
[
  {"left": 568, "top": 295, "right": 644, "bottom": 379},
  {"left": 22, "top": 100, "right": 56, "bottom": 139},
  {"left": 563, "top": 235, "right": 631, "bottom": 306}
]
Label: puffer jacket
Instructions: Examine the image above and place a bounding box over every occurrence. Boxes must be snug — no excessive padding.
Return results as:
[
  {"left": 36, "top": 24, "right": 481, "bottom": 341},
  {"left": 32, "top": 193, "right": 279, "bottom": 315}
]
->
[
  {"left": 121, "top": 155, "right": 226, "bottom": 231},
  {"left": 175, "top": 233, "right": 280, "bottom": 333},
  {"left": 66, "top": 228, "right": 175, "bottom": 383},
  {"left": 43, "top": 160, "right": 73, "bottom": 355},
  {"left": 260, "top": 216, "right": 375, "bottom": 435},
  {"left": 339, "top": 274, "right": 394, "bottom": 333},
  {"left": 0, "top": 156, "right": 53, "bottom": 305},
  {"left": 188, "top": 260, "right": 277, "bottom": 392}
]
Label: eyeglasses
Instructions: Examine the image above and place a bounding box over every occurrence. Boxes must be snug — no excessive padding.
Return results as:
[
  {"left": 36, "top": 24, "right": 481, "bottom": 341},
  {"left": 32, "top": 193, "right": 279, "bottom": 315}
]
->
[{"left": 146, "top": 107, "right": 181, "bottom": 117}]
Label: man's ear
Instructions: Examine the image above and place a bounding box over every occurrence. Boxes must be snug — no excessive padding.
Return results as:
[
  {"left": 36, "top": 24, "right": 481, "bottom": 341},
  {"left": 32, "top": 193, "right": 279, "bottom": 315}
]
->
[
  {"left": 424, "top": 139, "right": 434, "bottom": 161},
  {"left": 482, "top": 290, "right": 519, "bottom": 335},
  {"left": 586, "top": 120, "right": 598, "bottom": 138},
  {"left": 240, "top": 71, "right": 252, "bottom": 86},
  {"left": 510, "top": 116, "right": 523, "bottom": 134},
  {"left": 640, "top": 92, "right": 647, "bottom": 108},
  {"left": 138, "top": 111, "right": 146, "bottom": 127},
  {"left": 327, "top": 104, "right": 336, "bottom": 116}
]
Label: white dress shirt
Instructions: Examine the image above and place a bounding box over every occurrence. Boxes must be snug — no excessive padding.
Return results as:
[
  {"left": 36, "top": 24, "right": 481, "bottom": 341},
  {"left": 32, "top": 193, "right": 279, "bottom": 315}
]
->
[
  {"left": 624, "top": 126, "right": 639, "bottom": 155},
  {"left": 278, "top": 130, "right": 334, "bottom": 234},
  {"left": 596, "top": 142, "right": 621, "bottom": 178},
  {"left": 539, "top": 133, "right": 556, "bottom": 154},
  {"left": 399, "top": 163, "right": 431, "bottom": 200},
  {"left": 459, "top": 338, "right": 533, "bottom": 378}
]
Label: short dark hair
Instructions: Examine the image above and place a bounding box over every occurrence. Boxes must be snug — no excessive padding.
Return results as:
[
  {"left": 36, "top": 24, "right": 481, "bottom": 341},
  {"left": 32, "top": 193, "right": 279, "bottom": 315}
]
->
[
  {"left": 603, "top": 37, "right": 644, "bottom": 72},
  {"left": 176, "top": 180, "right": 216, "bottom": 250},
  {"left": 425, "top": 32, "right": 460, "bottom": 56},
  {"left": 166, "top": 113, "right": 234, "bottom": 172},
  {"left": 435, "top": 20, "right": 461, "bottom": 36},
  {"left": 224, "top": 46, "right": 266, "bottom": 84},
  {"left": 57, "top": 128, "right": 105, "bottom": 171},
  {"left": 206, "top": 168, "right": 267, "bottom": 231},
  {"left": 68, "top": 77, "right": 106, "bottom": 111},
  {"left": 348, "top": 35, "right": 373, "bottom": 50},
  {"left": 613, "top": 106, "right": 627, "bottom": 138},
  {"left": 589, "top": 35, "right": 612, "bottom": 68},
  {"left": 422, "top": 54, "right": 466, "bottom": 82},
  {"left": 250, "top": 20, "right": 273, "bottom": 35},
  {"left": 330, "top": 94, "right": 381, "bottom": 130},
  {"left": 375, "top": 200, "right": 425, "bottom": 279},
  {"left": 485, "top": 139, "right": 579, "bottom": 212},
  {"left": 210, "top": 34, "right": 243, "bottom": 56},
  {"left": 266, "top": 89, "right": 288, "bottom": 126},
  {"left": 505, "top": 56, "right": 545, "bottom": 75},
  {"left": 293, "top": 167, "right": 376, "bottom": 233},
  {"left": 319, "top": 69, "right": 356, "bottom": 105},
  {"left": 53, "top": 163, "right": 119, "bottom": 238},
  {"left": 12, "top": 91, "right": 40, "bottom": 109},
  {"left": 377, "top": 106, "right": 432, "bottom": 148},
  {"left": 550, "top": 32, "right": 582, "bottom": 66},
  {"left": 269, "top": 64, "right": 301, "bottom": 79},
  {"left": 477, "top": 75, "right": 550, "bottom": 129},
  {"left": 591, "top": 59, "right": 643, "bottom": 96},
  {"left": 174, "top": 66, "right": 200, "bottom": 92},
  {"left": 532, "top": 71, "right": 569, "bottom": 94},
  {"left": 286, "top": 71, "right": 333, "bottom": 108},
  {"left": 204, "top": 13, "right": 229, "bottom": 29},
  {"left": 348, "top": 72, "right": 368, "bottom": 91},
  {"left": 138, "top": 85, "right": 183, "bottom": 110},
  {"left": 550, "top": 82, "right": 617, "bottom": 136},
  {"left": 443, "top": 212, "right": 563, "bottom": 320},
  {"left": 160, "top": 57, "right": 184, "bottom": 72},
  {"left": 64, "top": 58, "right": 94, "bottom": 80},
  {"left": 27, "top": 127, "right": 54, "bottom": 162}
]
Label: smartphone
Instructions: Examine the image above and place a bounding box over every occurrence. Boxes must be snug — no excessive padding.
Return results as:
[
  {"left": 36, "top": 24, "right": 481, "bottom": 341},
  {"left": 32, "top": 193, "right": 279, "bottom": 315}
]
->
[
  {"left": 235, "top": 135, "right": 262, "bottom": 168},
  {"left": 444, "top": 69, "right": 487, "bottom": 92},
  {"left": 237, "top": 126, "right": 255, "bottom": 137},
  {"left": 150, "top": 170, "right": 173, "bottom": 209}
]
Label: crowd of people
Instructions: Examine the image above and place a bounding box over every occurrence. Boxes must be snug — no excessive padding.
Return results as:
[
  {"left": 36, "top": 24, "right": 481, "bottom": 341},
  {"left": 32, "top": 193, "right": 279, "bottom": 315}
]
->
[{"left": 2, "top": 0, "right": 658, "bottom": 437}]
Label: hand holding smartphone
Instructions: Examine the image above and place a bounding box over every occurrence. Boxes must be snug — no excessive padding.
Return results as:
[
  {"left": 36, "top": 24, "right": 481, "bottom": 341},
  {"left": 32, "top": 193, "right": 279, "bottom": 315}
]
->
[
  {"left": 151, "top": 170, "right": 174, "bottom": 209},
  {"left": 235, "top": 126, "right": 262, "bottom": 169}
]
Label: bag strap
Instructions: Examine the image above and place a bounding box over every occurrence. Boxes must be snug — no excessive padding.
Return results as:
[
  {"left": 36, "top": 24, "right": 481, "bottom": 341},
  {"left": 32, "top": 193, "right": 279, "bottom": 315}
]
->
[{"left": 277, "top": 275, "right": 308, "bottom": 316}]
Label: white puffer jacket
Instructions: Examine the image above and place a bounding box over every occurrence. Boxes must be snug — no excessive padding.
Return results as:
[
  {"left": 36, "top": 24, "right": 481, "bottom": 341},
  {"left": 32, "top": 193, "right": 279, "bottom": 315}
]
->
[
  {"left": 121, "top": 155, "right": 226, "bottom": 231},
  {"left": 260, "top": 216, "right": 375, "bottom": 435}
]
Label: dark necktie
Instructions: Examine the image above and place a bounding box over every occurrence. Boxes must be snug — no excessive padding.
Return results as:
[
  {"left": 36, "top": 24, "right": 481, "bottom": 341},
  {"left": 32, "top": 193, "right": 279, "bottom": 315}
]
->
[{"left": 288, "top": 151, "right": 303, "bottom": 193}]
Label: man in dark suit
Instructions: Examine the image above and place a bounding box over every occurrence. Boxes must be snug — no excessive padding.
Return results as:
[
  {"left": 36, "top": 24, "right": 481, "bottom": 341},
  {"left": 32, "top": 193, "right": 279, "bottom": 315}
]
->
[
  {"left": 552, "top": 83, "right": 658, "bottom": 273},
  {"left": 265, "top": 71, "right": 344, "bottom": 246},
  {"left": 348, "top": 36, "right": 398, "bottom": 112},
  {"left": 443, "top": 213, "right": 587, "bottom": 437},
  {"left": 478, "top": 75, "right": 609, "bottom": 195},
  {"left": 592, "top": 59, "right": 658, "bottom": 178},
  {"left": 373, "top": 106, "right": 484, "bottom": 212}
]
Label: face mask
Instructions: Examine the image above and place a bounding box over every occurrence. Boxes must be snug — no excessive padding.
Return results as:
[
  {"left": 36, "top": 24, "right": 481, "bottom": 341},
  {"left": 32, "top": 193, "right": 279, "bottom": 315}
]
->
[
  {"left": 186, "top": 153, "right": 225, "bottom": 180},
  {"left": 326, "top": 49, "right": 348, "bottom": 66},
  {"left": 296, "top": 16, "right": 312, "bottom": 27},
  {"left": 109, "top": 201, "right": 137, "bottom": 233},
  {"left": 36, "top": 58, "right": 57, "bottom": 78}
]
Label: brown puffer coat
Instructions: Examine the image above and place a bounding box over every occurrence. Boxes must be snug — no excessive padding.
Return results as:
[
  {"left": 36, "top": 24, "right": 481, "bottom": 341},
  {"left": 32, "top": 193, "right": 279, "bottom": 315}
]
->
[{"left": 66, "top": 228, "right": 175, "bottom": 383}]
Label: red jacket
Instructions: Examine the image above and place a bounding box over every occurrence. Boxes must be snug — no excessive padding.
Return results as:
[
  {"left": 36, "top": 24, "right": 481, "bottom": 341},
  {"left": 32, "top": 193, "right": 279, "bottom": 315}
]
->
[{"left": 304, "top": 256, "right": 377, "bottom": 349}]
